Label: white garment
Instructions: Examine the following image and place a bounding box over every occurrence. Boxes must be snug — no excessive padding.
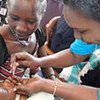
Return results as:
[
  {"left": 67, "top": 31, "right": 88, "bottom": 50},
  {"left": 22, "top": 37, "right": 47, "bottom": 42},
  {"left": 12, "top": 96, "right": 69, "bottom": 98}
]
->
[{"left": 27, "top": 92, "right": 54, "bottom": 100}]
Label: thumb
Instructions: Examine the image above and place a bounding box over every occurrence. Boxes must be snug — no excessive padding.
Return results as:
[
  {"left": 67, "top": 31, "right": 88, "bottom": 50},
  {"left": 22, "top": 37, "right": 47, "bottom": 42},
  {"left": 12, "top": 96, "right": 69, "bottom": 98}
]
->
[
  {"left": 13, "top": 85, "right": 29, "bottom": 96},
  {"left": 18, "top": 60, "right": 31, "bottom": 68}
]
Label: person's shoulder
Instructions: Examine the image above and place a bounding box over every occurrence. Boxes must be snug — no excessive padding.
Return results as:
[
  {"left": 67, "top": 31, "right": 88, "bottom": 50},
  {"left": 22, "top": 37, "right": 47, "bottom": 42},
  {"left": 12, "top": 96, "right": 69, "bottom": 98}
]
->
[
  {"left": 0, "top": 26, "right": 4, "bottom": 34},
  {"left": 0, "top": 24, "right": 8, "bottom": 36},
  {"left": 35, "top": 28, "right": 46, "bottom": 47}
]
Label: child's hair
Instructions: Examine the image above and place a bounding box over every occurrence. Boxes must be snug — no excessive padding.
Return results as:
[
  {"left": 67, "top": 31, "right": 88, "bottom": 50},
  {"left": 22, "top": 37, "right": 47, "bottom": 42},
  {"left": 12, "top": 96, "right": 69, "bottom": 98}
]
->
[{"left": 63, "top": 0, "right": 100, "bottom": 22}]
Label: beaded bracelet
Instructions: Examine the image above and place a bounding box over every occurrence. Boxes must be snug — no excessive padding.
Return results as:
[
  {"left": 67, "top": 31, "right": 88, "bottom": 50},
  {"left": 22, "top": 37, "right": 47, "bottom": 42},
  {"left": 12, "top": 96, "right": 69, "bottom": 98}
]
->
[{"left": 53, "top": 81, "right": 58, "bottom": 96}]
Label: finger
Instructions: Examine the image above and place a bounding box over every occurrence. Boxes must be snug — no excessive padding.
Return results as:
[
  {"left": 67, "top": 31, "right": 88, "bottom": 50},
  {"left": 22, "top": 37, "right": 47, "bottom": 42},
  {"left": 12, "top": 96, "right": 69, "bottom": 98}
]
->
[
  {"left": 13, "top": 85, "right": 30, "bottom": 95},
  {"left": 10, "top": 66, "right": 17, "bottom": 76},
  {"left": 11, "top": 76, "right": 24, "bottom": 83},
  {"left": 16, "top": 91, "right": 29, "bottom": 96},
  {"left": 10, "top": 53, "right": 17, "bottom": 66},
  {"left": 10, "top": 54, "right": 19, "bottom": 75},
  {"left": 11, "top": 52, "right": 23, "bottom": 66},
  {"left": 14, "top": 88, "right": 29, "bottom": 96},
  {"left": 10, "top": 54, "right": 19, "bottom": 67},
  {"left": 12, "top": 66, "right": 16, "bottom": 75},
  {"left": 11, "top": 52, "right": 30, "bottom": 65},
  {"left": 4, "top": 79, "right": 11, "bottom": 84},
  {"left": 8, "top": 77, "right": 19, "bottom": 85},
  {"left": 14, "top": 52, "right": 29, "bottom": 60}
]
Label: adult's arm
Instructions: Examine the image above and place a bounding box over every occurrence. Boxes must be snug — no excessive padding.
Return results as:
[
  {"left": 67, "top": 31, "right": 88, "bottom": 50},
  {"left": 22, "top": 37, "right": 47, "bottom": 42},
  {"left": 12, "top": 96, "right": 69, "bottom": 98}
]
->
[
  {"left": 10, "top": 49, "right": 88, "bottom": 70},
  {"left": 39, "top": 49, "right": 88, "bottom": 68},
  {"left": 41, "top": 79, "right": 98, "bottom": 100},
  {"left": 13, "top": 76, "right": 98, "bottom": 100},
  {"left": 38, "top": 45, "right": 55, "bottom": 80}
]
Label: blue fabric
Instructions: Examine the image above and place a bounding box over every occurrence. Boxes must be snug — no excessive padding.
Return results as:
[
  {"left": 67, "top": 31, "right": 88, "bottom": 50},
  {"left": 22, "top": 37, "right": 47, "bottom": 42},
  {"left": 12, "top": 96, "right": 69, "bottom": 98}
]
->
[{"left": 70, "top": 39, "right": 95, "bottom": 55}]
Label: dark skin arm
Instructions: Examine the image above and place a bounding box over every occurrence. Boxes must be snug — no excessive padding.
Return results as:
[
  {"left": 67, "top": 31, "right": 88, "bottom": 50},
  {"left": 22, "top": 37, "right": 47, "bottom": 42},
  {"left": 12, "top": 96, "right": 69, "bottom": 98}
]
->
[
  {"left": 11, "top": 76, "right": 98, "bottom": 100},
  {"left": 38, "top": 49, "right": 89, "bottom": 68},
  {"left": 11, "top": 49, "right": 89, "bottom": 71},
  {"left": 37, "top": 45, "right": 56, "bottom": 80}
]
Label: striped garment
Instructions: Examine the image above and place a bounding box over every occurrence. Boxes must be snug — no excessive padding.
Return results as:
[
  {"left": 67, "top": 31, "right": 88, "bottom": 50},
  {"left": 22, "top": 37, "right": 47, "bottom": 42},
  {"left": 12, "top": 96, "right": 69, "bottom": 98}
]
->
[
  {"left": 0, "top": 42, "right": 39, "bottom": 80},
  {"left": 0, "top": 28, "right": 46, "bottom": 80},
  {"left": 0, "top": 57, "right": 26, "bottom": 80},
  {"left": 0, "top": 34, "right": 39, "bottom": 80}
]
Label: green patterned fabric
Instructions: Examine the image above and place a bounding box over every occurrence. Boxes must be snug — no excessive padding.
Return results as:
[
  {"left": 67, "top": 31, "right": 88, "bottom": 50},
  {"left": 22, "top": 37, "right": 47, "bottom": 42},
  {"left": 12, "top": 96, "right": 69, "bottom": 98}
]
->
[
  {"left": 98, "top": 89, "right": 100, "bottom": 100},
  {"left": 60, "top": 49, "right": 100, "bottom": 84}
]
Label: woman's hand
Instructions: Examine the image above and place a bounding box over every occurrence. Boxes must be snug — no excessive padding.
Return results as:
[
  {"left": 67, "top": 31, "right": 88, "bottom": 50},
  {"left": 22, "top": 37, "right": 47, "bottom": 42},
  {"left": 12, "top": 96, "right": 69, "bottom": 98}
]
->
[
  {"left": 10, "top": 52, "right": 40, "bottom": 75},
  {"left": 12, "top": 76, "right": 43, "bottom": 96}
]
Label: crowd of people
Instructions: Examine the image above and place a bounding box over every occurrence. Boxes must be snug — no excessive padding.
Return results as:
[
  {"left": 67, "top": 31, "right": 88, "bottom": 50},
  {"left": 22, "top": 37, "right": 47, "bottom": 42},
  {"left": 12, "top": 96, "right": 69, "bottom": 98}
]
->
[{"left": 0, "top": 0, "right": 100, "bottom": 100}]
